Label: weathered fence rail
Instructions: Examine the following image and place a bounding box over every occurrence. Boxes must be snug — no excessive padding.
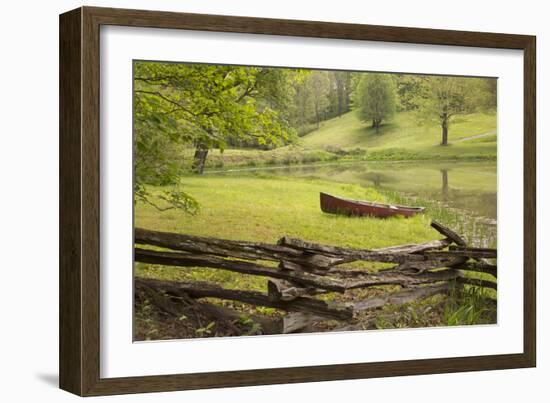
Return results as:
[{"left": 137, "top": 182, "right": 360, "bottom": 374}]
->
[{"left": 134, "top": 221, "right": 497, "bottom": 334}]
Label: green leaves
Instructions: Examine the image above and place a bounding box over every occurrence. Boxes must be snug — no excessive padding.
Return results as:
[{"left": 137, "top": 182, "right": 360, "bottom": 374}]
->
[
  {"left": 354, "top": 73, "right": 397, "bottom": 131},
  {"left": 133, "top": 61, "right": 299, "bottom": 209},
  {"left": 134, "top": 182, "right": 199, "bottom": 215},
  {"left": 134, "top": 62, "right": 291, "bottom": 150},
  {"left": 410, "top": 76, "right": 496, "bottom": 145}
]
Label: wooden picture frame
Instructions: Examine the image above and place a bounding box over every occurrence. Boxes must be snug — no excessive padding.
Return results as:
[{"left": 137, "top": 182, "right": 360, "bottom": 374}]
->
[{"left": 59, "top": 6, "right": 536, "bottom": 396}]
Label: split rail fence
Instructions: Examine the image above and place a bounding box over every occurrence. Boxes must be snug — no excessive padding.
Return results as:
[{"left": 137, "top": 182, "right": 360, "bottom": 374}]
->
[{"left": 134, "top": 221, "right": 497, "bottom": 334}]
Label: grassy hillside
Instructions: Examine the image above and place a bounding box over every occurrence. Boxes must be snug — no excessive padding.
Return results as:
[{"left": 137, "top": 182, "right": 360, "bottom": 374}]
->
[
  {"left": 302, "top": 110, "right": 496, "bottom": 148},
  {"left": 181, "top": 110, "right": 496, "bottom": 170}
]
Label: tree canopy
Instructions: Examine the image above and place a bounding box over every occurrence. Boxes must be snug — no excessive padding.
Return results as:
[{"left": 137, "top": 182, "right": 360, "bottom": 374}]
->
[
  {"left": 412, "top": 76, "right": 494, "bottom": 145},
  {"left": 133, "top": 62, "right": 296, "bottom": 210},
  {"left": 354, "top": 73, "right": 397, "bottom": 133}
]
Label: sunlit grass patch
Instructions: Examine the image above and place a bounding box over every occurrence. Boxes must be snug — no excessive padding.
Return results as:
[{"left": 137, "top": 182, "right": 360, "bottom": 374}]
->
[{"left": 135, "top": 175, "right": 437, "bottom": 248}]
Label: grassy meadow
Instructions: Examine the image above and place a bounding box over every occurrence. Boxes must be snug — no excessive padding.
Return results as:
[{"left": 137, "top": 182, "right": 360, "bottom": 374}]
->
[
  {"left": 135, "top": 176, "right": 440, "bottom": 246},
  {"left": 135, "top": 176, "right": 435, "bottom": 291},
  {"left": 133, "top": 62, "right": 498, "bottom": 340}
]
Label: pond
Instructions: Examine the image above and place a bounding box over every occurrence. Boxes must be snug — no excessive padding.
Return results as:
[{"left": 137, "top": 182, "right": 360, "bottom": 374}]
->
[{"left": 209, "top": 160, "right": 497, "bottom": 247}]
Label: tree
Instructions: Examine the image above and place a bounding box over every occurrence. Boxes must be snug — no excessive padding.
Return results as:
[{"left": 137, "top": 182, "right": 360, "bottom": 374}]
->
[
  {"left": 227, "top": 68, "right": 297, "bottom": 149},
  {"left": 135, "top": 63, "right": 293, "bottom": 174},
  {"left": 327, "top": 71, "right": 352, "bottom": 118},
  {"left": 307, "top": 71, "right": 331, "bottom": 129},
  {"left": 133, "top": 62, "right": 293, "bottom": 211},
  {"left": 354, "top": 73, "right": 397, "bottom": 133},
  {"left": 413, "top": 76, "right": 492, "bottom": 146},
  {"left": 470, "top": 78, "right": 497, "bottom": 112},
  {"left": 286, "top": 70, "right": 332, "bottom": 134},
  {"left": 136, "top": 63, "right": 293, "bottom": 169},
  {"left": 395, "top": 74, "right": 423, "bottom": 111},
  {"left": 288, "top": 73, "right": 313, "bottom": 133}
]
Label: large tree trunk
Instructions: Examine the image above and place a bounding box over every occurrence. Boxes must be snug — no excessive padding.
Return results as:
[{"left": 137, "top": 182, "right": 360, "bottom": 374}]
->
[
  {"left": 441, "top": 119, "right": 449, "bottom": 145},
  {"left": 192, "top": 143, "right": 209, "bottom": 174}
]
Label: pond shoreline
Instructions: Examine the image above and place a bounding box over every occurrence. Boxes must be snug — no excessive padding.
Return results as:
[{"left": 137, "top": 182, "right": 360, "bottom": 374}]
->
[
  {"left": 202, "top": 157, "right": 496, "bottom": 175},
  {"left": 198, "top": 158, "right": 497, "bottom": 248}
]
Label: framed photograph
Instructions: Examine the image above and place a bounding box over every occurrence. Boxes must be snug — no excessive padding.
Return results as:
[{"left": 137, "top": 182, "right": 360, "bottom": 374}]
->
[{"left": 59, "top": 6, "right": 536, "bottom": 396}]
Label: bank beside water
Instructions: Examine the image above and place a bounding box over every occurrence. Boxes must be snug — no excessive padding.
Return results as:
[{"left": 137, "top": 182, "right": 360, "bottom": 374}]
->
[
  {"left": 206, "top": 160, "right": 496, "bottom": 246},
  {"left": 136, "top": 159, "right": 496, "bottom": 254},
  {"left": 181, "top": 110, "right": 497, "bottom": 171}
]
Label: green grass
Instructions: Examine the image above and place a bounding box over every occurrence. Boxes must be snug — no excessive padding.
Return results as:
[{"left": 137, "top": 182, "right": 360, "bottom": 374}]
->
[
  {"left": 135, "top": 109, "right": 498, "bottom": 335},
  {"left": 241, "top": 160, "right": 497, "bottom": 230},
  {"left": 136, "top": 175, "right": 438, "bottom": 247},
  {"left": 180, "top": 146, "right": 359, "bottom": 171},
  {"left": 180, "top": 110, "right": 496, "bottom": 170},
  {"left": 443, "top": 283, "right": 496, "bottom": 326},
  {"left": 135, "top": 173, "right": 496, "bottom": 331},
  {"left": 135, "top": 175, "right": 440, "bottom": 290},
  {"left": 301, "top": 110, "right": 496, "bottom": 152},
  {"left": 461, "top": 133, "right": 497, "bottom": 143}
]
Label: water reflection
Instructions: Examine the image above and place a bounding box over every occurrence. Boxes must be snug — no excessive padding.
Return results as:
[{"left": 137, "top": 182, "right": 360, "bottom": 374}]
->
[{"left": 222, "top": 161, "right": 496, "bottom": 218}]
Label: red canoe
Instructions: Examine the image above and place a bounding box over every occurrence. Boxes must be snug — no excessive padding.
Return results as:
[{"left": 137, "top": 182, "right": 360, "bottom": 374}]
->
[{"left": 320, "top": 192, "right": 425, "bottom": 218}]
